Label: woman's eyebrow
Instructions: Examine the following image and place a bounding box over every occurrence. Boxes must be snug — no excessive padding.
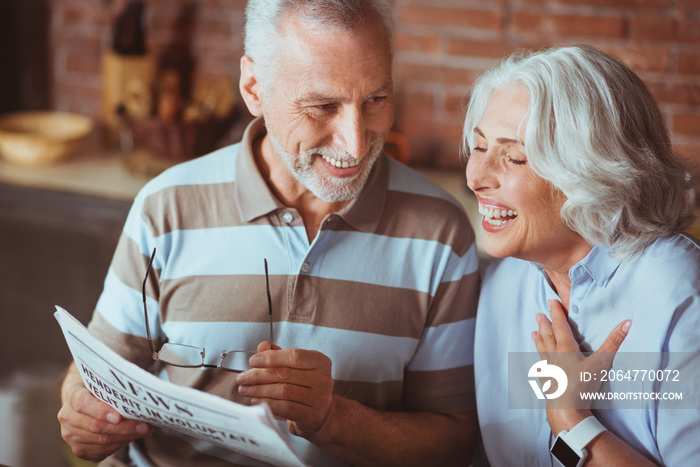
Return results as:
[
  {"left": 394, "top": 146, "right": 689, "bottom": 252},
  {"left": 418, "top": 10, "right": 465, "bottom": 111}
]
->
[{"left": 474, "top": 127, "right": 521, "bottom": 145}]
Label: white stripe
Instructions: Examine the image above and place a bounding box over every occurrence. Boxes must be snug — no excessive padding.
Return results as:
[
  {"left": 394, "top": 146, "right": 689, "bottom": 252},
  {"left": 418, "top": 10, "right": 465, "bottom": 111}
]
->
[
  {"left": 95, "top": 268, "right": 162, "bottom": 339},
  {"left": 407, "top": 318, "right": 476, "bottom": 371},
  {"left": 160, "top": 321, "right": 426, "bottom": 383},
  {"left": 136, "top": 144, "right": 239, "bottom": 199},
  {"left": 154, "top": 227, "right": 477, "bottom": 295}
]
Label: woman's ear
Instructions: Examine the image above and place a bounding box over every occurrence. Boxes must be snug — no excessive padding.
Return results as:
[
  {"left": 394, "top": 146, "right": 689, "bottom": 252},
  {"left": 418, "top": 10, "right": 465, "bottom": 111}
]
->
[{"left": 239, "top": 56, "right": 264, "bottom": 117}]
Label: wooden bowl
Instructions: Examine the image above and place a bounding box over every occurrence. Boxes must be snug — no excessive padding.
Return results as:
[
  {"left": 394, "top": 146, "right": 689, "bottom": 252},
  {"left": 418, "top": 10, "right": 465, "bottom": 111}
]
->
[{"left": 0, "top": 111, "right": 93, "bottom": 166}]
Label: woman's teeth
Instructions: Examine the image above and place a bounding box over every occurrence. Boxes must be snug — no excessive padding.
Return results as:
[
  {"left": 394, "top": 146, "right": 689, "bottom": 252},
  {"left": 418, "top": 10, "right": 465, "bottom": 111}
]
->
[
  {"left": 322, "top": 154, "right": 359, "bottom": 168},
  {"left": 478, "top": 204, "right": 518, "bottom": 225}
]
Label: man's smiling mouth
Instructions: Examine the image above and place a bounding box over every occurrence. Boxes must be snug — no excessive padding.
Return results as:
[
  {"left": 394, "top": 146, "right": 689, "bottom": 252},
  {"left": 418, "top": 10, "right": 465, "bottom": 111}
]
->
[{"left": 320, "top": 153, "right": 360, "bottom": 168}]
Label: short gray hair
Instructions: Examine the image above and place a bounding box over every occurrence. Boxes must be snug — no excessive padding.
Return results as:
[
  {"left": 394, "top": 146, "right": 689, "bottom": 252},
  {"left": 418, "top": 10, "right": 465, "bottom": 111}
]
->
[
  {"left": 462, "top": 45, "right": 695, "bottom": 261},
  {"left": 244, "top": 0, "right": 394, "bottom": 87}
]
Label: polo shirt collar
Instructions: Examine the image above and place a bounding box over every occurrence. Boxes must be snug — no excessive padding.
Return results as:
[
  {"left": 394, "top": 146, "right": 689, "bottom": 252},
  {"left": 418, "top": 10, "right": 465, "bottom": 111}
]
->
[
  {"left": 573, "top": 244, "right": 621, "bottom": 287},
  {"left": 234, "top": 117, "right": 388, "bottom": 233},
  {"left": 235, "top": 117, "right": 285, "bottom": 223},
  {"left": 529, "top": 244, "right": 621, "bottom": 288},
  {"left": 335, "top": 153, "right": 388, "bottom": 234}
]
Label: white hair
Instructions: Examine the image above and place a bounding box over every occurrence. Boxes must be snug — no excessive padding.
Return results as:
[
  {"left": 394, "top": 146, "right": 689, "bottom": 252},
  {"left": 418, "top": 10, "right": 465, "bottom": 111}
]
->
[
  {"left": 462, "top": 45, "right": 695, "bottom": 261},
  {"left": 244, "top": 0, "right": 394, "bottom": 89}
]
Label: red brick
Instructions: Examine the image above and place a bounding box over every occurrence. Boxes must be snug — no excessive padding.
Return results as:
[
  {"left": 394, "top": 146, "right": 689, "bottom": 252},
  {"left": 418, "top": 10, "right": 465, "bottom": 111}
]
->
[
  {"left": 600, "top": 45, "right": 670, "bottom": 73},
  {"left": 447, "top": 38, "right": 517, "bottom": 59},
  {"left": 674, "top": 113, "right": 700, "bottom": 136},
  {"left": 628, "top": 16, "right": 676, "bottom": 42},
  {"left": 678, "top": 18, "right": 700, "bottom": 43},
  {"left": 677, "top": 0, "right": 700, "bottom": 11},
  {"left": 398, "top": 5, "right": 503, "bottom": 31},
  {"left": 397, "top": 116, "right": 464, "bottom": 143},
  {"left": 512, "top": 12, "right": 625, "bottom": 39},
  {"left": 647, "top": 81, "right": 700, "bottom": 107},
  {"left": 445, "top": 90, "right": 470, "bottom": 116},
  {"left": 678, "top": 51, "right": 700, "bottom": 75},
  {"left": 395, "top": 32, "right": 440, "bottom": 54},
  {"left": 397, "top": 63, "right": 486, "bottom": 86},
  {"left": 395, "top": 89, "right": 437, "bottom": 118},
  {"left": 555, "top": 0, "right": 670, "bottom": 8},
  {"left": 65, "top": 54, "right": 101, "bottom": 75}
]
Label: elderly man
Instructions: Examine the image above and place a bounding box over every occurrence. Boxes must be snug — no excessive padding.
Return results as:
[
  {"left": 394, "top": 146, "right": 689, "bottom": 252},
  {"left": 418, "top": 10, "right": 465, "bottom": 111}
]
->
[{"left": 58, "top": 1, "right": 479, "bottom": 465}]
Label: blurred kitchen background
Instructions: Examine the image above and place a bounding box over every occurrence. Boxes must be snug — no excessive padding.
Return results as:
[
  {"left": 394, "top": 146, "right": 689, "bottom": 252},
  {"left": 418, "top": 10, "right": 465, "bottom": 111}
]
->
[{"left": 0, "top": 0, "right": 698, "bottom": 465}]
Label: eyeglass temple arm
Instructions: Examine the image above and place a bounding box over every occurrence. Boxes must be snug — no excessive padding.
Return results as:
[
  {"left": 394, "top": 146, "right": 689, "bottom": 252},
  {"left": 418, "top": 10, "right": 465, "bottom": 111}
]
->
[
  {"left": 265, "top": 258, "right": 273, "bottom": 347},
  {"left": 143, "top": 247, "right": 157, "bottom": 356}
]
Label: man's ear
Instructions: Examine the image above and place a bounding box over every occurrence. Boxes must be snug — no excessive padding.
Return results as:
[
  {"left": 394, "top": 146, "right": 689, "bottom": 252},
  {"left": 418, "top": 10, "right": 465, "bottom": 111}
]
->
[{"left": 239, "top": 56, "right": 264, "bottom": 117}]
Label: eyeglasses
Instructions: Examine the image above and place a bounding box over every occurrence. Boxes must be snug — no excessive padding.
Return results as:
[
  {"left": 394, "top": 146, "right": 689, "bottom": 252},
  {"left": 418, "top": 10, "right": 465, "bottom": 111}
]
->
[{"left": 142, "top": 248, "right": 273, "bottom": 372}]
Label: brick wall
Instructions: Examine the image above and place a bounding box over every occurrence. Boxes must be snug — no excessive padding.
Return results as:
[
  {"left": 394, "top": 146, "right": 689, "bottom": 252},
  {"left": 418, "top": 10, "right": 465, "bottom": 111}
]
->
[{"left": 49, "top": 0, "right": 700, "bottom": 191}]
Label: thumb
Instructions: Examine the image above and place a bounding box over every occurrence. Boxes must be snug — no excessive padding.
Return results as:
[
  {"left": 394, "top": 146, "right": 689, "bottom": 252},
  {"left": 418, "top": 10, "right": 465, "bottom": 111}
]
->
[{"left": 597, "top": 320, "right": 632, "bottom": 354}]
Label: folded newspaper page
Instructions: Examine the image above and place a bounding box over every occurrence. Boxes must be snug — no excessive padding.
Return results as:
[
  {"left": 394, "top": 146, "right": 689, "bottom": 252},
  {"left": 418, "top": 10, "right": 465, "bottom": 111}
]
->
[{"left": 54, "top": 306, "right": 307, "bottom": 467}]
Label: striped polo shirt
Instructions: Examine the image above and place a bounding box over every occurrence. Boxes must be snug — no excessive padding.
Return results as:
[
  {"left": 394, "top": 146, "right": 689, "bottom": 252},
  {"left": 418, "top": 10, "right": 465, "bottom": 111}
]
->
[{"left": 89, "top": 118, "right": 479, "bottom": 466}]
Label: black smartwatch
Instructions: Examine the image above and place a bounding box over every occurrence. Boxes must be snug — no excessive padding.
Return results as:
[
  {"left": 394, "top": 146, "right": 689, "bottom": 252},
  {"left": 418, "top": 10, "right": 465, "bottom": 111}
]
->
[{"left": 551, "top": 416, "right": 607, "bottom": 467}]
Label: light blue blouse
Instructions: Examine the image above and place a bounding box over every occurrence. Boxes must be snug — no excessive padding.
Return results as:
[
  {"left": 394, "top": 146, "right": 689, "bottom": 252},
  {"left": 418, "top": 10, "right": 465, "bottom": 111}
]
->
[{"left": 474, "top": 233, "right": 700, "bottom": 466}]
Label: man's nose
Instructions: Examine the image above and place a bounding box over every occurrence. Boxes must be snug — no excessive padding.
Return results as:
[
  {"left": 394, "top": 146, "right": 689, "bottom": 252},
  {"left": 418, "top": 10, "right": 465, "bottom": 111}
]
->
[{"left": 334, "top": 107, "right": 368, "bottom": 160}]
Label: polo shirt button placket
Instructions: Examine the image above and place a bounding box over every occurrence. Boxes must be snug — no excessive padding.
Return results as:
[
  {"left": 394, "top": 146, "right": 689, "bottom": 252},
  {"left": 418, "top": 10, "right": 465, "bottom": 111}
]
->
[
  {"left": 301, "top": 261, "right": 310, "bottom": 274},
  {"left": 282, "top": 212, "right": 293, "bottom": 224}
]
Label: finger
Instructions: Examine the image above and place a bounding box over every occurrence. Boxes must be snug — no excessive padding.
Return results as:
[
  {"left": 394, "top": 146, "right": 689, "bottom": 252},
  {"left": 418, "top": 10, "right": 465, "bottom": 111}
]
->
[
  {"left": 549, "top": 300, "right": 575, "bottom": 340},
  {"left": 240, "top": 380, "right": 319, "bottom": 407},
  {"left": 256, "top": 341, "right": 282, "bottom": 353},
  {"left": 251, "top": 348, "right": 331, "bottom": 371},
  {"left": 251, "top": 397, "right": 317, "bottom": 426},
  {"left": 596, "top": 320, "right": 632, "bottom": 355},
  {"left": 69, "top": 385, "right": 123, "bottom": 425},
  {"left": 536, "top": 313, "right": 557, "bottom": 352},
  {"left": 532, "top": 330, "right": 547, "bottom": 358}
]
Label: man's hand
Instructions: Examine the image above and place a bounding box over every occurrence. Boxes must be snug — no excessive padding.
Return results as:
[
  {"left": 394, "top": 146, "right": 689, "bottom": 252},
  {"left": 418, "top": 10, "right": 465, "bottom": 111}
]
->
[
  {"left": 532, "top": 300, "right": 631, "bottom": 433},
  {"left": 237, "top": 342, "right": 335, "bottom": 441},
  {"left": 58, "top": 363, "right": 152, "bottom": 462}
]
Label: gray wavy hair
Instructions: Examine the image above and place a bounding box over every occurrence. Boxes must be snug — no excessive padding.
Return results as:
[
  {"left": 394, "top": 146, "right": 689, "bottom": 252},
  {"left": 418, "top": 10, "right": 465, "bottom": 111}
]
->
[
  {"left": 462, "top": 45, "right": 695, "bottom": 261},
  {"left": 244, "top": 0, "right": 394, "bottom": 88}
]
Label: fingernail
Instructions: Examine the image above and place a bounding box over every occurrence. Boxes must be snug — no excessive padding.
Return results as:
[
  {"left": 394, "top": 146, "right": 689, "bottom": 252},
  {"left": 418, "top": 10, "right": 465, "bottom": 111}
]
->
[
  {"left": 106, "top": 412, "right": 119, "bottom": 424},
  {"left": 250, "top": 355, "right": 263, "bottom": 367},
  {"left": 531, "top": 331, "right": 537, "bottom": 340},
  {"left": 238, "top": 385, "right": 249, "bottom": 395},
  {"left": 622, "top": 320, "right": 632, "bottom": 333},
  {"left": 535, "top": 313, "right": 543, "bottom": 322},
  {"left": 136, "top": 423, "right": 149, "bottom": 434},
  {"left": 236, "top": 371, "right": 247, "bottom": 384}
]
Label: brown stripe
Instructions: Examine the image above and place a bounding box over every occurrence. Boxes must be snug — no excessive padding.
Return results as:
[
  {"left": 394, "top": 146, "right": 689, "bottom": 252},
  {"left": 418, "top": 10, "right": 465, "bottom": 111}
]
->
[
  {"left": 88, "top": 311, "right": 155, "bottom": 369},
  {"left": 427, "top": 270, "right": 480, "bottom": 326},
  {"left": 404, "top": 366, "right": 476, "bottom": 412},
  {"left": 142, "top": 182, "right": 242, "bottom": 236},
  {"left": 379, "top": 190, "right": 475, "bottom": 257},
  {"left": 160, "top": 274, "right": 434, "bottom": 339},
  {"left": 333, "top": 379, "right": 404, "bottom": 411},
  {"left": 111, "top": 233, "right": 161, "bottom": 300}
]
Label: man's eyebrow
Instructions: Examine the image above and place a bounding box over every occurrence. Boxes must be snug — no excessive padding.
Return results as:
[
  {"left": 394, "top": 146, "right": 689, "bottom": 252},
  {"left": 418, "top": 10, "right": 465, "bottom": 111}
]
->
[
  {"left": 298, "top": 83, "right": 393, "bottom": 104},
  {"left": 474, "top": 127, "right": 522, "bottom": 145}
]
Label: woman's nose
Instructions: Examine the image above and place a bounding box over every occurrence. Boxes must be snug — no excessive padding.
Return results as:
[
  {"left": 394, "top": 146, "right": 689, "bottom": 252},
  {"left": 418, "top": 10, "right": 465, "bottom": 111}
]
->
[{"left": 466, "top": 151, "right": 497, "bottom": 192}]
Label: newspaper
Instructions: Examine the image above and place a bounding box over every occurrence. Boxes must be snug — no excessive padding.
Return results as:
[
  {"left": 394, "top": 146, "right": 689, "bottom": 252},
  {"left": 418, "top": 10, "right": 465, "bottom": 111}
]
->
[{"left": 54, "top": 306, "right": 307, "bottom": 467}]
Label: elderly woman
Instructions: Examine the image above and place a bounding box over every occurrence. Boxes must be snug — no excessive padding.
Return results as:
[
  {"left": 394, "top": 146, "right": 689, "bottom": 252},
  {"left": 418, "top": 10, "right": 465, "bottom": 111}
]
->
[{"left": 464, "top": 45, "right": 700, "bottom": 466}]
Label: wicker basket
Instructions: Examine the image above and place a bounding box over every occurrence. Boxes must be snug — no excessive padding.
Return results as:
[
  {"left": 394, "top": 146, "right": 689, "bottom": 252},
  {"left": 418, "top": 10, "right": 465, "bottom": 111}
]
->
[
  {"left": 125, "top": 112, "right": 236, "bottom": 162},
  {"left": 0, "top": 112, "right": 93, "bottom": 166}
]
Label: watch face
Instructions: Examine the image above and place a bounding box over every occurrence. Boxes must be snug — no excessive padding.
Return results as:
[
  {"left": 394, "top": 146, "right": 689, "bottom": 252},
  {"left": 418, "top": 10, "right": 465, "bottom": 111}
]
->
[{"left": 551, "top": 437, "right": 581, "bottom": 467}]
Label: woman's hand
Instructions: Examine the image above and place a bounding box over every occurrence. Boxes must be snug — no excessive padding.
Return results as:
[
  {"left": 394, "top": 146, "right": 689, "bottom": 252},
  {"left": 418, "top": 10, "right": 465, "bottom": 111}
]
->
[{"left": 531, "top": 299, "right": 631, "bottom": 434}]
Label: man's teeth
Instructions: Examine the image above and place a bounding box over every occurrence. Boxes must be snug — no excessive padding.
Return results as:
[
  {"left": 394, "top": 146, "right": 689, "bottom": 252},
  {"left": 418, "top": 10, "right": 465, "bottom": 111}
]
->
[
  {"left": 322, "top": 154, "right": 359, "bottom": 168},
  {"left": 478, "top": 204, "right": 518, "bottom": 225}
]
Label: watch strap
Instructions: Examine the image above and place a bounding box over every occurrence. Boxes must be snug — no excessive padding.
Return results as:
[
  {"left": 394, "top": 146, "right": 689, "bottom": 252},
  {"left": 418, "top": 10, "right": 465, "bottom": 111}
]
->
[{"left": 565, "top": 416, "right": 607, "bottom": 452}]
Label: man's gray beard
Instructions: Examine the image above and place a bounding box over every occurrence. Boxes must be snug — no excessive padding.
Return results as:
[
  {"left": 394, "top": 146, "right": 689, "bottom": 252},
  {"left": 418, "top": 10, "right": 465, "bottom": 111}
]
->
[{"left": 267, "top": 131, "right": 383, "bottom": 203}]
